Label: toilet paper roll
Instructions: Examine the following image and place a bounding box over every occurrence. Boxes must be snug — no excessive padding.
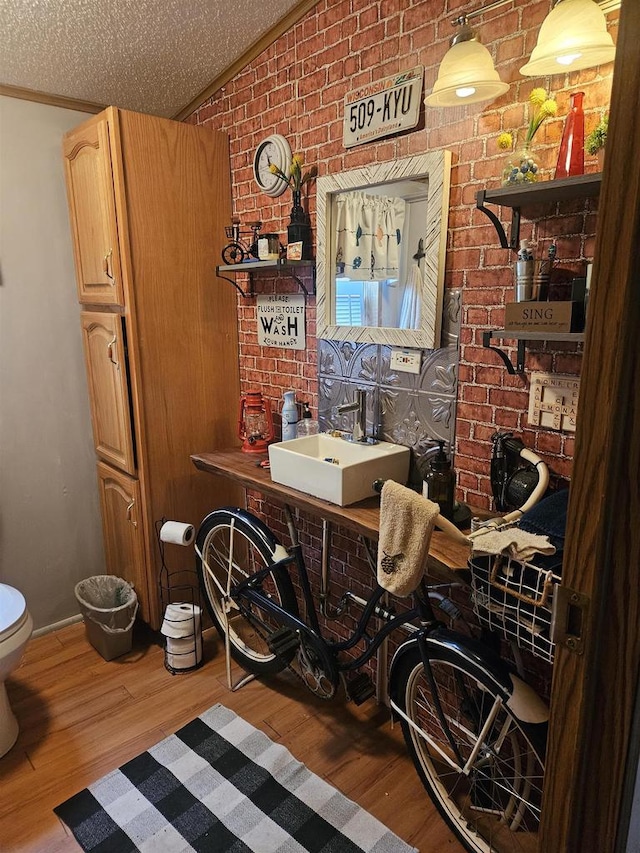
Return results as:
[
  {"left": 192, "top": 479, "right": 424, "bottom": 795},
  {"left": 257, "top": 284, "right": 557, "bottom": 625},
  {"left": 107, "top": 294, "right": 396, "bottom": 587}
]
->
[
  {"left": 160, "top": 521, "right": 195, "bottom": 546},
  {"left": 166, "top": 634, "right": 203, "bottom": 669},
  {"left": 161, "top": 603, "right": 201, "bottom": 638}
]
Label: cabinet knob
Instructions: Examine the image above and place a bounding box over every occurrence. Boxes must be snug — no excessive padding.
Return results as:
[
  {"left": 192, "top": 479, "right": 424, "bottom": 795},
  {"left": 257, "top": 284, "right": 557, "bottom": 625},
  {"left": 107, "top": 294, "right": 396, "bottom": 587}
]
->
[
  {"left": 106, "top": 335, "right": 118, "bottom": 366},
  {"left": 103, "top": 249, "right": 115, "bottom": 285}
]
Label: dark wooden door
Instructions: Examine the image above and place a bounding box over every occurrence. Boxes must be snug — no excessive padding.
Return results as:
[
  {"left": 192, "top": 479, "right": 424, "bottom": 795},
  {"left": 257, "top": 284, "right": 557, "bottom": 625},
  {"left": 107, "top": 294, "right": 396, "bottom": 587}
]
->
[{"left": 540, "top": 2, "right": 640, "bottom": 849}]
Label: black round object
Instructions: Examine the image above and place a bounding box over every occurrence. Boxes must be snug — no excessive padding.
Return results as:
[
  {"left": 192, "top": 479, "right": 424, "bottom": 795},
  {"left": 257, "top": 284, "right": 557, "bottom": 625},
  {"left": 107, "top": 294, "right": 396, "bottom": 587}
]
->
[{"left": 505, "top": 467, "right": 540, "bottom": 509}]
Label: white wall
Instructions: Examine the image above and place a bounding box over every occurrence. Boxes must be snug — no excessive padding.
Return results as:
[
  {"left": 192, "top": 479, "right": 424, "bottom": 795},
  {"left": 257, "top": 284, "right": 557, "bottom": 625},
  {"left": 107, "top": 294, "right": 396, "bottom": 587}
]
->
[{"left": 0, "top": 96, "right": 105, "bottom": 630}]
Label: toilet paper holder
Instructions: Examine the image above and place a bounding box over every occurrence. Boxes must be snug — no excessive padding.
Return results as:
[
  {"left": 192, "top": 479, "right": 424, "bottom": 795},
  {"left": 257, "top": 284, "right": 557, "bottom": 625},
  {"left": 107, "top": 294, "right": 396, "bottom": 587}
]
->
[{"left": 156, "top": 518, "right": 204, "bottom": 675}]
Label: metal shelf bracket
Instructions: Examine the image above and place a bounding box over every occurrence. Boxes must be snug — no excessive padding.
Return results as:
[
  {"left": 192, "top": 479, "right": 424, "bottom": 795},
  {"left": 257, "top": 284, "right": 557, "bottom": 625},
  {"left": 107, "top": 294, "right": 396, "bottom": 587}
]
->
[
  {"left": 482, "top": 331, "right": 526, "bottom": 374},
  {"left": 215, "top": 260, "right": 315, "bottom": 298},
  {"left": 476, "top": 190, "right": 521, "bottom": 250},
  {"left": 216, "top": 270, "right": 255, "bottom": 298}
]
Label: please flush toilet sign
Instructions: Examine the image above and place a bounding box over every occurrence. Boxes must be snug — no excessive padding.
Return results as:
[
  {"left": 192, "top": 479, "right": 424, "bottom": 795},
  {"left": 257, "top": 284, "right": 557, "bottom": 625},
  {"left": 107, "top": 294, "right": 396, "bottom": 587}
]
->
[{"left": 257, "top": 294, "right": 306, "bottom": 350}]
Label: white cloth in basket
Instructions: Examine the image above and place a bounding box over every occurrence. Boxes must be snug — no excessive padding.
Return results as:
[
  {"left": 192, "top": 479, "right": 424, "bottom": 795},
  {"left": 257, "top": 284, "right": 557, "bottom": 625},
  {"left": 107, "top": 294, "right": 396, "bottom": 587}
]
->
[{"left": 471, "top": 527, "right": 556, "bottom": 562}]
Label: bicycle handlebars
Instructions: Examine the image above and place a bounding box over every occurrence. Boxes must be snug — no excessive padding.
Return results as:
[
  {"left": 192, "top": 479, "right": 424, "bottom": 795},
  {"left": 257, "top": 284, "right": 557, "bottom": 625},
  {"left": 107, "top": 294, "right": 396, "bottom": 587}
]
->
[{"left": 374, "top": 445, "right": 550, "bottom": 549}]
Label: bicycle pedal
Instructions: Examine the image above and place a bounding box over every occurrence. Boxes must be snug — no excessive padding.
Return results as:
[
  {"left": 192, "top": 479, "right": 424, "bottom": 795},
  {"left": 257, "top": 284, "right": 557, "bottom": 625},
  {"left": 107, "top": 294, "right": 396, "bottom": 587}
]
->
[
  {"left": 266, "top": 627, "right": 300, "bottom": 657},
  {"left": 346, "top": 673, "right": 376, "bottom": 705}
]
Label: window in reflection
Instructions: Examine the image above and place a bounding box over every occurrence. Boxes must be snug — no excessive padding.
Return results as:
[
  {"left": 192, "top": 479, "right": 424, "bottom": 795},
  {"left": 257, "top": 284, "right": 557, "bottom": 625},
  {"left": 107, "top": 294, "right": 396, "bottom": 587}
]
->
[{"left": 334, "top": 278, "right": 399, "bottom": 327}]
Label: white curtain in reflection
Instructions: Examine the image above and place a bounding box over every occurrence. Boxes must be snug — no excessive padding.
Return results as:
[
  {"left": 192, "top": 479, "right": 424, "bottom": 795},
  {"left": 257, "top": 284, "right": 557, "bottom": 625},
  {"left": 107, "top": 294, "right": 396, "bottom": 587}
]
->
[
  {"left": 399, "top": 263, "right": 422, "bottom": 329},
  {"left": 335, "top": 191, "right": 405, "bottom": 280}
]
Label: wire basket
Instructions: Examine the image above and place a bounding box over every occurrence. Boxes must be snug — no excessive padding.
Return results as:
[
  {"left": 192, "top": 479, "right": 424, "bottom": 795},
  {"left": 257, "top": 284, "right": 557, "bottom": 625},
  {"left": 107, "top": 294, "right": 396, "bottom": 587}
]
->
[
  {"left": 468, "top": 552, "right": 562, "bottom": 663},
  {"left": 224, "top": 225, "right": 236, "bottom": 239}
]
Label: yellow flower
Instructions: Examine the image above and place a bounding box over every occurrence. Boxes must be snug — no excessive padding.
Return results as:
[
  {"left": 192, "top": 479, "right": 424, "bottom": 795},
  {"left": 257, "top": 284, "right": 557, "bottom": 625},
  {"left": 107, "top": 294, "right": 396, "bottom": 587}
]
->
[
  {"left": 540, "top": 98, "right": 558, "bottom": 119},
  {"left": 292, "top": 153, "right": 304, "bottom": 167},
  {"left": 530, "top": 88, "right": 547, "bottom": 107},
  {"left": 497, "top": 132, "right": 513, "bottom": 150},
  {"left": 525, "top": 90, "right": 557, "bottom": 144},
  {"left": 269, "top": 163, "right": 279, "bottom": 174}
]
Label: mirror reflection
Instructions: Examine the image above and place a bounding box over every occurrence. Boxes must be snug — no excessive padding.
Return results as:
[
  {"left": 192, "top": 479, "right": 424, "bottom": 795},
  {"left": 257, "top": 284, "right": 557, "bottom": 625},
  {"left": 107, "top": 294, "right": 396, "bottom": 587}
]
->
[
  {"left": 332, "top": 181, "right": 428, "bottom": 330},
  {"left": 316, "top": 152, "right": 451, "bottom": 349}
]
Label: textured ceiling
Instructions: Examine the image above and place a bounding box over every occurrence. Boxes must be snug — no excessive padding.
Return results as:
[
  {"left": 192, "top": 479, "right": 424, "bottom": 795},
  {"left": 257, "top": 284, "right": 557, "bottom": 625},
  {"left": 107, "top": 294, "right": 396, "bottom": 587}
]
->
[{"left": 0, "top": 0, "right": 305, "bottom": 118}]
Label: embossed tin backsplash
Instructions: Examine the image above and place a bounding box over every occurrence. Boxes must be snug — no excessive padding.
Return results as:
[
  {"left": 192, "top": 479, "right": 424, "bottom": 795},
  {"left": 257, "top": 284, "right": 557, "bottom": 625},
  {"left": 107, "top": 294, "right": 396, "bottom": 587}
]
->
[{"left": 318, "top": 289, "right": 461, "bottom": 489}]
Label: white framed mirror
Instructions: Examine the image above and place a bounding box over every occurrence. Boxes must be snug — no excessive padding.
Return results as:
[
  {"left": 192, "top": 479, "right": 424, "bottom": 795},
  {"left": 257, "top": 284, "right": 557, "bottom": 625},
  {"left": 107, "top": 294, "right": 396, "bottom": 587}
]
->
[{"left": 316, "top": 151, "right": 451, "bottom": 348}]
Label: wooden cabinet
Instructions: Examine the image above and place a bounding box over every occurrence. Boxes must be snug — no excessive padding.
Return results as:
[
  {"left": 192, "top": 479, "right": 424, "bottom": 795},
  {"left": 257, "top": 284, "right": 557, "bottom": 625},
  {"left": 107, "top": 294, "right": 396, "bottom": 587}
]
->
[
  {"left": 96, "top": 463, "right": 147, "bottom": 620},
  {"left": 63, "top": 115, "right": 124, "bottom": 305},
  {"left": 64, "top": 107, "right": 241, "bottom": 628},
  {"left": 80, "top": 311, "right": 136, "bottom": 474}
]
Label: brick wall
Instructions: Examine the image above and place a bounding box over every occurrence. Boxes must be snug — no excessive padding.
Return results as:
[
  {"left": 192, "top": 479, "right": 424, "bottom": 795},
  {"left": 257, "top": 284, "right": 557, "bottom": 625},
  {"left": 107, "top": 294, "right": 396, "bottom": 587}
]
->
[
  {"left": 188, "top": 0, "right": 616, "bottom": 686},
  {"left": 191, "top": 0, "right": 615, "bottom": 509}
]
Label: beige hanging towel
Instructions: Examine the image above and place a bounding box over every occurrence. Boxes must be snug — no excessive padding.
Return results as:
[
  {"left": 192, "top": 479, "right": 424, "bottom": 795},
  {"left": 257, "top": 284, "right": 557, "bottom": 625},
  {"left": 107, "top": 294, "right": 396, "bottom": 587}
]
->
[{"left": 377, "top": 480, "right": 440, "bottom": 597}]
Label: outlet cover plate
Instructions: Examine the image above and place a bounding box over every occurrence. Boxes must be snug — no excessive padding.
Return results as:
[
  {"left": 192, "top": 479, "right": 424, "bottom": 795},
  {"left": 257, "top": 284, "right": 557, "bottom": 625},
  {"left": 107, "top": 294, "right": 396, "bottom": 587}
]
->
[{"left": 390, "top": 348, "right": 421, "bottom": 374}]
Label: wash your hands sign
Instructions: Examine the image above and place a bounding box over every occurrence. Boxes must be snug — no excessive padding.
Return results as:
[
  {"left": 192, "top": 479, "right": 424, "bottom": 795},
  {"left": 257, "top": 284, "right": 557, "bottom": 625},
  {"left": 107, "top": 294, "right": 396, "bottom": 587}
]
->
[{"left": 257, "top": 294, "right": 306, "bottom": 350}]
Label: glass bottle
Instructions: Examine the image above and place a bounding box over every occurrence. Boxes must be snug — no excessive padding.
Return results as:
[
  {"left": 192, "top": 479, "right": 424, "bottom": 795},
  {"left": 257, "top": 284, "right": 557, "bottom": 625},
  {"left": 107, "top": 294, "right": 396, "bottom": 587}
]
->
[
  {"left": 296, "top": 402, "right": 319, "bottom": 437},
  {"left": 281, "top": 390, "right": 298, "bottom": 441},
  {"left": 423, "top": 442, "right": 455, "bottom": 520},
  {"left": 501, "top": 140, "right": 541, "bottom": 186},
  {"left": 555, "top": 91, "right": 585, "bottom": 180}
]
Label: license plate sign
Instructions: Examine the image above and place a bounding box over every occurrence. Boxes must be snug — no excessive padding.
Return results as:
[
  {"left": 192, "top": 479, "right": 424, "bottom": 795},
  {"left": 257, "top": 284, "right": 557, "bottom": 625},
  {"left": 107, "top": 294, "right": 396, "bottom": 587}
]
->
[{"left": 343, "top": 66, "right": 423, "bottom": 149}]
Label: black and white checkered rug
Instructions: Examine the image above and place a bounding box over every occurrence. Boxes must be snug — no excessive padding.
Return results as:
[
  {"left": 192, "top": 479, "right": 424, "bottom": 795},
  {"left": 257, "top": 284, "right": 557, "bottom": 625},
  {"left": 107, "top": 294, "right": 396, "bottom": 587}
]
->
[{"left": 55, "top": 703, "right": 417, "bottom": 852}]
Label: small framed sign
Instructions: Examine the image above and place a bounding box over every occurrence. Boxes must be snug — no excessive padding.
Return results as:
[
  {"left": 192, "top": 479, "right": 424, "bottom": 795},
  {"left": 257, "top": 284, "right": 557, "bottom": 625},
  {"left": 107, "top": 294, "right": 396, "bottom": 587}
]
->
[
  {"left": 343, "top": 66, "right": 423, "bottom": 149},
  {"left": 257, "top": 294, "right": 306, "bottom": 350}
]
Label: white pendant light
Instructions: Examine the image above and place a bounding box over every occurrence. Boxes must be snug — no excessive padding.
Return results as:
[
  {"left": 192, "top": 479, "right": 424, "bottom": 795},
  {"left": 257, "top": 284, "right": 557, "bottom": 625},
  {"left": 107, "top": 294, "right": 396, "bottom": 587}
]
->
[
  {"left": 520, "top": 0, "right": 616, "bottom": 76},
  {"left": 425, "top": 21, "right": 509, "bottom": 108}
]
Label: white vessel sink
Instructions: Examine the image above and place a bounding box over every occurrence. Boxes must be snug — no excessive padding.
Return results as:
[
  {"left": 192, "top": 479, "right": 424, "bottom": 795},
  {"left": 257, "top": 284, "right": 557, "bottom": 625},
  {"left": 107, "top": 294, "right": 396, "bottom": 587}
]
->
[{"left": 268, "top": 433, "right": 410, "bottom": 506}]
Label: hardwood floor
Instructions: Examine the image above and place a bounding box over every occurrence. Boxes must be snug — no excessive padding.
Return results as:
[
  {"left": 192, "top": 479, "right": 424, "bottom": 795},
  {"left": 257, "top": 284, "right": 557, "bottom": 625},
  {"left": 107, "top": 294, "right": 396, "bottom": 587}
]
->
[{"left": 1, "top": 622, "right": 465, "bottom": 853}]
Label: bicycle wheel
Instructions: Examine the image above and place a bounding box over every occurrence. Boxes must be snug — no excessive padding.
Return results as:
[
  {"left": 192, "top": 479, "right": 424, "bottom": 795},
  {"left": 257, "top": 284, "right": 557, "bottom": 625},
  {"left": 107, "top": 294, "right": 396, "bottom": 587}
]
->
[
  {"left": 393, "top": 642, "right": 547, "bottom": 853},
  {"left": 196, "top": 508, "right": 299, "bottom": 675},
  {"left": 222, "top": 242, "right": 245, "bottom": 265}
]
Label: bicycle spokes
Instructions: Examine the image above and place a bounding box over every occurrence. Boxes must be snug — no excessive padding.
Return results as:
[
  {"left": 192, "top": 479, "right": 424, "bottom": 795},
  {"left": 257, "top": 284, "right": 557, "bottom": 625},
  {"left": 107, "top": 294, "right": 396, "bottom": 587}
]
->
[{"left": 403, "top": 656, "right": 544, "bottom": 850}]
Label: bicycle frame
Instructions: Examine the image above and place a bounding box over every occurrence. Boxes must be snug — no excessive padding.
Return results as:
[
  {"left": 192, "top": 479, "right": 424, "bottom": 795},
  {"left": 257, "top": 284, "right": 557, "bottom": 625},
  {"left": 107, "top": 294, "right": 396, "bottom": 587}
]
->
[{"left": 232, "top": 542, "right": 436, "bottom": 676}]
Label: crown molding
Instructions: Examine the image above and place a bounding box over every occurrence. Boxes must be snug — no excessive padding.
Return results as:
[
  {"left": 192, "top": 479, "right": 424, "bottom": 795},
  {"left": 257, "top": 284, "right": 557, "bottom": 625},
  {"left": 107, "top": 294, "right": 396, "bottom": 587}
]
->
[{"left": 0, "top": 83, "right": 104, "bottom": 114}]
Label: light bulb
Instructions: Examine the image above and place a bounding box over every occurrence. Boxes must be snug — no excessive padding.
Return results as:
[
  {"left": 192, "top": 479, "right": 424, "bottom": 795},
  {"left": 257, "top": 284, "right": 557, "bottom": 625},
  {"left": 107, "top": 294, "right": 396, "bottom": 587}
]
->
[{"left": 556, "top": 53, "right": 583, "bottom": 66}]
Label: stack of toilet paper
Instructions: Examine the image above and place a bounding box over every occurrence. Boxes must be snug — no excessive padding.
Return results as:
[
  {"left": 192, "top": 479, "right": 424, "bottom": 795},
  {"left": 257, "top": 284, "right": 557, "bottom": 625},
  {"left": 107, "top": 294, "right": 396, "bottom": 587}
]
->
[{"left": 160, "top": 602, "right": 202, "bottom": 670}]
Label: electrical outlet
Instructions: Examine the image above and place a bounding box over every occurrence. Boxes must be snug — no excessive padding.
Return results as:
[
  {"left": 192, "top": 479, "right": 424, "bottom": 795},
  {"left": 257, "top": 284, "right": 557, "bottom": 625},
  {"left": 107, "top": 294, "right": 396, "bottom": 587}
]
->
[{"left": 390, "top": 348, "right": 421, "bottom": 375}]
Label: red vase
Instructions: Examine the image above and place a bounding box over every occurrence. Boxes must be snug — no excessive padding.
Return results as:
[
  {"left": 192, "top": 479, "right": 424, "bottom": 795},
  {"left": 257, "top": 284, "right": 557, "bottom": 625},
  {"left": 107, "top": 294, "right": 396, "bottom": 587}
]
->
[{"left": 555, "top": 91, "right": 585, "bottom": 180}]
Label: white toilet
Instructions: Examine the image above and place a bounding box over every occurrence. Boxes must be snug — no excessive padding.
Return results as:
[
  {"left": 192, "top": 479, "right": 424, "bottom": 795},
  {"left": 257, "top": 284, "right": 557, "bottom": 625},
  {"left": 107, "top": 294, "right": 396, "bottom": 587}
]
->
[{"left": 0, "top": 584, "right": 33, "bottom": 757}]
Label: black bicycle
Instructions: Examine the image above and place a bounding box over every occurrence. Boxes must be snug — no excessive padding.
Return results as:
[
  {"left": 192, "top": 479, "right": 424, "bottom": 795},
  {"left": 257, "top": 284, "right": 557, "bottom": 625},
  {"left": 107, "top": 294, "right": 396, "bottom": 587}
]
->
[
  {"left": 195, "top": 451, "right": 556, "bottom": 853},
  {"left": 221, "top": 217, "right": 262, "bottom": 265}
]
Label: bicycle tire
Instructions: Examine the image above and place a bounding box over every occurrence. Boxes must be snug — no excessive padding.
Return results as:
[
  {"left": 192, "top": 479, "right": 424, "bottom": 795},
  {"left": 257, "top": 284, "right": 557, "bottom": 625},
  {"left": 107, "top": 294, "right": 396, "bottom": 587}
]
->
[
  {"left": 392, "top": 639, "right": 547, "bottom": 853},
  {"left": 222, "top": 242, "right": 245, "bottom": 265},
  {"left": 196, "top": 508, "right": 299, "bottom": 675}
]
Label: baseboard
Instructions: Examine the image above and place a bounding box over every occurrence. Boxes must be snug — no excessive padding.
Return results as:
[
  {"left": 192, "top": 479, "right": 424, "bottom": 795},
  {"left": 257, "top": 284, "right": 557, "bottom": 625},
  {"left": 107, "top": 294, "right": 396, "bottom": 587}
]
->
[{"left": 32, "top": 613, "right": 83, "bottom": 638}]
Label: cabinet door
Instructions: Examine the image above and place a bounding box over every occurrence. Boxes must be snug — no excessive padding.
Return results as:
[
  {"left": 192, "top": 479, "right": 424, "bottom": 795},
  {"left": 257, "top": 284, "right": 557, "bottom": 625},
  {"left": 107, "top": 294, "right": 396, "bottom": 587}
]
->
[
  {"left": 63, "top": 115, "right": 124, "bottom": 305},
  {"left": 81, "top": 311, "right": 136, "bottom": 475},
  {"left": 96, "top": 462, "right": 148, "bottom": 623}
]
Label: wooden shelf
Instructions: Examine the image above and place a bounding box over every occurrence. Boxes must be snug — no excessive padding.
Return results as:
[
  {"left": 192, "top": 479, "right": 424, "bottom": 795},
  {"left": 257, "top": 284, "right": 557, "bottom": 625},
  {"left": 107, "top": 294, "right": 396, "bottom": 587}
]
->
[
  {"left": 486, "top": 328, "right": 585, "bottom": 343},
  {"left": 217, "top": 259, "right": 315, "bottom": 274},
  {"left": 476, "top": 173, "right": 602, "bottom": 249},
  {"left": 480, "top": 173, "right": 601, "bottom": 209},
  {"left": 483, "top": 328, "right": 585, "bottom": 374},
  {"left": 216, "top": 259, "right": 316, "bottom": 297}
]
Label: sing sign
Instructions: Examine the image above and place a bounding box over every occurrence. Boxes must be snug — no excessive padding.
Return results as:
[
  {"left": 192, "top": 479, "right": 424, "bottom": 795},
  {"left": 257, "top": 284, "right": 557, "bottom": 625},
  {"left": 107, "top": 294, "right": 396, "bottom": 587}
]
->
[
  {"left": 257, "top": 294, "right": 306, "bottom": 350},
  {"left": 343, "top": 66, "right": 423, "bottom": 149}
]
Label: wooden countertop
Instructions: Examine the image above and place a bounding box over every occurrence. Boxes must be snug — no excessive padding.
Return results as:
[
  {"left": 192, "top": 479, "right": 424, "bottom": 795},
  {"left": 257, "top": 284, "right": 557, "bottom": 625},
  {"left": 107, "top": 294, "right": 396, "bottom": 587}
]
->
[{"left": 192, "top": 448, "right": 471, "bottom": 578}]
